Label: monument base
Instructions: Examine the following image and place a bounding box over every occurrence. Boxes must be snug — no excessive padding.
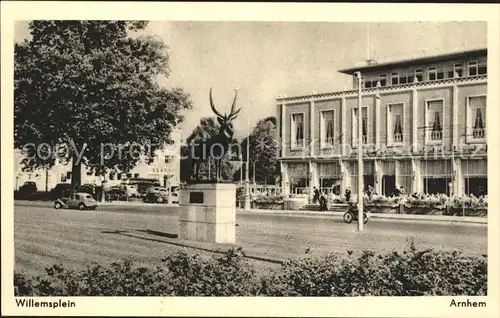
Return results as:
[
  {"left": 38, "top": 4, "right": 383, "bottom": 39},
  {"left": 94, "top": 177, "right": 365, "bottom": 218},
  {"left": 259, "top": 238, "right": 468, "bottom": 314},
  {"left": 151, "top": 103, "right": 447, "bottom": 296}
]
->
[{"left": 179, "top": 183, "right": 236, "bottom": 244}]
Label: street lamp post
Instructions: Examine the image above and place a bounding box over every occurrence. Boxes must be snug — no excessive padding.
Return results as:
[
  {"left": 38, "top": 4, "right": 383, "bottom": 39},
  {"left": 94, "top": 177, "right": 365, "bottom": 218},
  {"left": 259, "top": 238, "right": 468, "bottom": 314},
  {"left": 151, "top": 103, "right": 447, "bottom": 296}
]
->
[
  {"left": 244, "top": 104, "right": 251, "bottom": 211},
  {"left": 354, "top": 71, "right": 364, "bottom": 232}
]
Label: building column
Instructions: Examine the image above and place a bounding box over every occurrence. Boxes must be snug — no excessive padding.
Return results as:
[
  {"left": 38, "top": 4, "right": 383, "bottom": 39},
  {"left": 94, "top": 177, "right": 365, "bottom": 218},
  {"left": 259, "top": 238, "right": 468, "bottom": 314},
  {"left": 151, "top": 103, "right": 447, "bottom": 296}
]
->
[
  {"left": 311, "top": 161, "right": 319, "bottom": 189},
  {"left": 308, "top": 160, "right": 315, "bottom": 202},
  {"left": 374, "top": 159, "right": 382, "bottom": 194},
  {"left": 281, "top": 161, "right": 289, "bottom": 196},
  {"left": 452, "top": 84, "right": 459, "bottom": 150},
  {"left": 281, "top": 102, "right": 286, "bottom": 158},
  {"left": 375, "top": 93, "right": 381, "bottom": 150},
  {"left": 310, "top": 99, "right": 315, "bottom": 157},
  {"left": 411, "top": 159, "right": 422, "bottom": 193},
  {"left": 412, "top": 88, "right": 418, "bottom": 153},
  {"left": 453, "top": 157, "right": 463, "bottom": 197},
  {"left": 341, "top": 97, "right": 346, "bottom": 156},
  {"left": 395, "top": 160, "right": 400, "bottom": 189},
  {"left": 341, "top": 160, "right": 349, "bottom": 196}
]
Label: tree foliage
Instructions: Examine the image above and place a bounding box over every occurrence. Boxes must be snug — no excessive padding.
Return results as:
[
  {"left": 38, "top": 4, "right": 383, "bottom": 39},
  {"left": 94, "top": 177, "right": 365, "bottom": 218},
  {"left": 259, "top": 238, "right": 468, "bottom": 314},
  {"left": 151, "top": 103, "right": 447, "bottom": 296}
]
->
[
  {"left": 239, "top": 116, "right": 279, "bottom": 184},
  {"left": 15, "top": 21, "right": 192, "bottom": 187},
  {"left": 180, "top": 117, "right": 241, "bottom": 182}
]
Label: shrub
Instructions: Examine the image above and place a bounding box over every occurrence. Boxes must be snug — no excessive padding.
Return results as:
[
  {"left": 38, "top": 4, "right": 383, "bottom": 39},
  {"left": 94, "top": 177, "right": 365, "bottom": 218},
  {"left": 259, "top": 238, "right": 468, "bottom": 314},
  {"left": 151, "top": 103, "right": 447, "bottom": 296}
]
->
[
  {"left": 451, "top": 196, "right": 487, "bottom": 210},
  {"left": 260, "top": 241, "right": 487, "bottom": 296},
  {"left": 14, "top": 244, "right": 487, "bottom": 296},
  {"left": 252, "top": 193, "right": 284, "bottom": 204}
]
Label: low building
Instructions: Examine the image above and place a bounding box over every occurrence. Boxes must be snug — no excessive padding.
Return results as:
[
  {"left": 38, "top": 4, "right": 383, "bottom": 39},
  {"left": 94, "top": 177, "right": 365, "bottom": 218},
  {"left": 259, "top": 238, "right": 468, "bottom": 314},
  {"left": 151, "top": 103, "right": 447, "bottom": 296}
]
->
[
  {"left": 276, "top": 48, "right": 487, "bottom": 199},
  {"left": 14, "top": 129, "right": 182, "bottom": 191}
]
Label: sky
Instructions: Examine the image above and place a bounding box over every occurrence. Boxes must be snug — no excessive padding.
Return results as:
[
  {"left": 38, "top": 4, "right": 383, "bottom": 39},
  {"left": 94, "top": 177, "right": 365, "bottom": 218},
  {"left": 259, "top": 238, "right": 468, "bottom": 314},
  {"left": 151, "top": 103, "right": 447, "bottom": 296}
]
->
[{"left": 14, "top": 21, "right": 487, "bottom": 141}]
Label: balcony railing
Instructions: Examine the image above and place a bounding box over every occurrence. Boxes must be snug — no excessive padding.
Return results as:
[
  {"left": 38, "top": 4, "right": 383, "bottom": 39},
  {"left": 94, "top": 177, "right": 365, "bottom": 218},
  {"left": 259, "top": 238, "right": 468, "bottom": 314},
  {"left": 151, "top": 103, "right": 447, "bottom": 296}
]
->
[
  {"left": 473, "top": 128, "right": 486, "bottom": 139},
  {"left": 322, "top": 137, "right": 335, "bottom": 147},
  {"left": 393, "top": 133, "right": 403, "bottom": 142},
  {"left": 291, "top": 139, "right": 304, "bottom": 149},
  {"left": 429, "top": 130, "right": 443, "bottom": 141}
]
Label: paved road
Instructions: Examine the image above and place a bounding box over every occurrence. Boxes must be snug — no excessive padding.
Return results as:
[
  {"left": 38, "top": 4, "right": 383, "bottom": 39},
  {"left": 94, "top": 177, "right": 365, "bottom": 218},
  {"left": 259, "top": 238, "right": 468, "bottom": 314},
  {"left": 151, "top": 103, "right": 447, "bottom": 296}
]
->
[{"left": 14, "top": 204, "right": 487, "bottom": 277}]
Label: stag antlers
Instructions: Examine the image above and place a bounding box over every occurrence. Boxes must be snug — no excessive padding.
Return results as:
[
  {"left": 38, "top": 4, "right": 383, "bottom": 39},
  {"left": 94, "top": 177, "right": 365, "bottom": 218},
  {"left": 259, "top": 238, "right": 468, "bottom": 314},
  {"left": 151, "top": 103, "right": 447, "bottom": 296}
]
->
[{"left": 209, "top": 87, "right": 241, "bottom": 121}]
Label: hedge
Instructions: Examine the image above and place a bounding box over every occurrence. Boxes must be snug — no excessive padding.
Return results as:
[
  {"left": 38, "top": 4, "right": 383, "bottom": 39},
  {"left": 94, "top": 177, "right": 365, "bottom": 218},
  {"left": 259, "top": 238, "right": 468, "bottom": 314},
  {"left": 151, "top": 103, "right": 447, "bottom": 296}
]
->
[{"left": 14, "top": 243, "right": 487, "bottom": 296}]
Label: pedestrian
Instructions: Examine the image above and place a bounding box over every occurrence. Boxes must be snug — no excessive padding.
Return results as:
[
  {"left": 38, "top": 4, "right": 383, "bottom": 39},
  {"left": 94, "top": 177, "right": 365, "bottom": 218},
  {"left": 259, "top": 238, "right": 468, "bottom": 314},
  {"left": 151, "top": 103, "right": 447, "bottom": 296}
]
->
[
  {"left": 393, "top": 186, "right": 402, "bottom": 197},
  {"left": 366, "top": 185, "right": 374, "bottom": 200},
  {"left": 319, "top": 194, "right": 328, "bottom": 211},
  {"left": 345, "top": 186, "right": 352, "bottom": 203},
  {"left": 399, "top": 186, "right": 405, "bottom": 196},
  {"left": 313, "top": 187, "right": 320, "bottom": 204}
]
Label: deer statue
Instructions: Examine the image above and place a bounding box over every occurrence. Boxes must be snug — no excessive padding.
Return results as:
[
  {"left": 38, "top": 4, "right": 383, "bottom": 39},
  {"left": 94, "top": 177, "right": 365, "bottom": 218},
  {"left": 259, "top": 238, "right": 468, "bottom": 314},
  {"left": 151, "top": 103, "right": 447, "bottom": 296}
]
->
[{"left": 189, "top": 87, "right": 241, "bottom": 182}]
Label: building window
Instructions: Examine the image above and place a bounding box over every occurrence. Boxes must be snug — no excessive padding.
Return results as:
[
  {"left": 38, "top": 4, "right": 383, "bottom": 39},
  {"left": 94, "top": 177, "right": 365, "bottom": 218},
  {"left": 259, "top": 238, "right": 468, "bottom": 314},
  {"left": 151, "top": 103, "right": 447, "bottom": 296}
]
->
[
  {"left": 387, "top": 103, "right": 404, "bottom": 144},
  {"left": 426, "top": 100, "right": 444, "bottom": 142},
  {"left": 415, "top": 69, "right": 423, "bottom": 82},
  {"left": 86, "top": 171, "right": 93, "bottom": 176},
  {"left": 397, "top": 160, "right": 413, "bottom": 194},
  {"left": 468, "top": 95, "right": 486, "bottom": 141},
  {"left": 422, "top": 160, "right": 453, "bottom": 195},
  {"left": 109, "top": 172, "right": 115, "bottom": 180},
  {"left": 450, "top": 63, "right": 463, "bottom": 78},
  {"left": 364, "top": 76, "right": 379, "bottom": 89},
  {"left": 399, "top": 72, "right": 408, "bottom": 84},
  {"left": 436, "top": 66, "right": 445, "bottom": 80},
  {"left": 352, "top": 107, "right": 368, "bottom": 146},
  {"left": 117, "top": 173, "right": 121, "bottom": 180},
  {"left": 134, "top": 173, "right": 139, "bottom": 178},
  {"left": 468, "top": 60, "right": 486, "bottom": 76},
  {"left": 348, "top": 161, "right": 375, "bottom": 195},
  {"left": 164, "top": 156, "right": 172, "bottom": 164},
  {"left": 66, "top": 172, "right": 72, "bottom": 180},
  {"left": 463, "top": 159, "right": 487, "bottom": 197},
  {"left": 291, "top": 113, "right": 305, "bottom": 149},
  {"left": 379, "top": 74, "right": 387, "bottom": 87},
  {"left": 478, "top": 60, "right": 487, "bottom": 75},
  {"left": 320, "top": 110, "right": 335, "bottom": 147},
  {"left": 428, "top": 67, "right": 437, "bottom": 81},
  {"left": 391, "top": 73, "right": 399, "bottom": 85},
  {"left": 126, "top": 173, "right": 132, "bottom": 179},
  {"left": 364, "top": 77, "right": 372, "bottom": 89},
  {"left": 318, "top": 162, "right": 341, "bottom": 195},
  {"left": 288, "top": 163, "right": 308, "bottom": 194}
]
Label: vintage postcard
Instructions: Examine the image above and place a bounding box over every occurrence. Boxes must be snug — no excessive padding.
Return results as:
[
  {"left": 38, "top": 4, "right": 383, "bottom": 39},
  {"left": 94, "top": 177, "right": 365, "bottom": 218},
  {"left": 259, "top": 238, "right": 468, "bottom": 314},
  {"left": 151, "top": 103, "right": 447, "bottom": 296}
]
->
[{"left": 1, "top": 1, "right": 499, "bottom": 317}]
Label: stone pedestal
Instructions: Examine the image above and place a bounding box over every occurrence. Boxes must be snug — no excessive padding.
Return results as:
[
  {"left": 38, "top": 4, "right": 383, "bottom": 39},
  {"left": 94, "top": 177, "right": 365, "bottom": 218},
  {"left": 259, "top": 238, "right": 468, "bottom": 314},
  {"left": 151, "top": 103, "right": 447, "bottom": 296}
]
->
[{"left": 179, "top": 183, "right": 236, "bottom": 244}]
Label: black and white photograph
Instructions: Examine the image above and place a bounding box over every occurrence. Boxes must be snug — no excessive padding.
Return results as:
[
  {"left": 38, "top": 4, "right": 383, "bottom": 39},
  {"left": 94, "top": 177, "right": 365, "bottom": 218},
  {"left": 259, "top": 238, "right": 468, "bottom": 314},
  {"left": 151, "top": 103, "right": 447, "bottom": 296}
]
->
[{"left": 1, "top": 2, "right": 499, "bottom": 317}]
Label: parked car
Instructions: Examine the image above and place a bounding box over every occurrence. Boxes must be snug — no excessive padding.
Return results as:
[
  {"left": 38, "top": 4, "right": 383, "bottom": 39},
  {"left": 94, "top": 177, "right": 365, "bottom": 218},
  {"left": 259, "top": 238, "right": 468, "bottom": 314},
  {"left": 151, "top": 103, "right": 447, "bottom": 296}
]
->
[
  {"left": 123, "top": 184, "right": 139, "bottom": 197},
  {"left": 49, "top": 183, "right": 72, "bottom": 200},
  {"left": 78, "top": 184, "right": 96, "bottom": 197},
  {"left": 170, "top": 192, "right": 179, "bottom": 204},
  {"left": 105, "top": 186, "right": 127, "bottom": 201},
  {"left": 54, "top": 192, "right": 98, "bottom": 210},
  {"left": 143, "top": 190, "right": 168, "bottom": 203},
  {"left": 19, "top": 181, "right": 37, "bottom": 195}
]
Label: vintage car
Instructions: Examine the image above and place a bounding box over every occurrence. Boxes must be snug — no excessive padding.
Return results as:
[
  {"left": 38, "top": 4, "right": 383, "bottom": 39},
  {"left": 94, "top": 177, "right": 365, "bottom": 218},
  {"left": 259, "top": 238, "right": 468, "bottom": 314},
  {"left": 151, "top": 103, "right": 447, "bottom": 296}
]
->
[{"left": 54, "top": 192, "right": 98, "bottom": 210}]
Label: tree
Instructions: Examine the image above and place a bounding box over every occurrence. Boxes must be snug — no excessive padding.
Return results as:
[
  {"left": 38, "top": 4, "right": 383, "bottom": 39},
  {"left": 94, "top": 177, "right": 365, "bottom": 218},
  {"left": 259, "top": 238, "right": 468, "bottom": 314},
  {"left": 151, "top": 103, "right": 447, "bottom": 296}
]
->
[
  {"left": 240, "top": 116, "right": 280, "bottom": 184},
  {"left": 15, "top": 21, "right": 192, "bottom": 189},
  {"left": 180, "top": 117, "right": 241, "bottom": 182}
]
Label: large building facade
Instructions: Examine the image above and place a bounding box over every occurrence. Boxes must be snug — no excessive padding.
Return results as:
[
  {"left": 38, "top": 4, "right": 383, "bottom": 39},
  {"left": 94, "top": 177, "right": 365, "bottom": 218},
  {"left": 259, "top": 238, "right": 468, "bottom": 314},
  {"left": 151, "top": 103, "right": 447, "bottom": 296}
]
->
[
  {"left": 277, "top": 48, "right": 487, "bottom": 199},
  {"left": 14, "top": 129, "right": 182, "bottom": 191}
]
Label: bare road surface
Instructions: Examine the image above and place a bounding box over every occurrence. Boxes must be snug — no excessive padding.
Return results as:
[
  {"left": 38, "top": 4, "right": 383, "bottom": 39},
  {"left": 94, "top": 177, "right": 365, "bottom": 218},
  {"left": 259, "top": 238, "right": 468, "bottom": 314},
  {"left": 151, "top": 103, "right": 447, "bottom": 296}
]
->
[{"left": 14, "top": 204, "right": 487, "bottom": 277}]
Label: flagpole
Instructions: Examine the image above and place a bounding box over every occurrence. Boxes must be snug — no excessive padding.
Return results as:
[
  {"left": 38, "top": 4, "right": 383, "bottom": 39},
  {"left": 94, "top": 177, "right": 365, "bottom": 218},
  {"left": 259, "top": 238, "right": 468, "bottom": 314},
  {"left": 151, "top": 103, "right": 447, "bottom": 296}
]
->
[{"left": 354, "top": 71, "right": 364, "bottom": 232}]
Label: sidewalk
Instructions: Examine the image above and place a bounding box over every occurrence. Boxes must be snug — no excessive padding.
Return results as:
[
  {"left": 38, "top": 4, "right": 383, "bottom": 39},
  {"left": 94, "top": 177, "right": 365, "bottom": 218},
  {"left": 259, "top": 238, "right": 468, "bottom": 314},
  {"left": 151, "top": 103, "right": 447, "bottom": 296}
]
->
[
  {"left": 240, "top": 208, "right": 487, "bottom": 225},
  {"left": 15, "top": 200, "right": 487, "bottom": 225}
]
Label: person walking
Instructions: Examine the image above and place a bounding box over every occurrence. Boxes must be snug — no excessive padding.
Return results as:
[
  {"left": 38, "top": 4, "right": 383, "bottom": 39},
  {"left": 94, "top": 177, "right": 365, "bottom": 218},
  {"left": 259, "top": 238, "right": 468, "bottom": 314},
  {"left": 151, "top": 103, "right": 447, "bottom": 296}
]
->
[
  {"left": 313, "top": 187, "right": 320, "bottom": 204},
  {"left": 345, "top": 186, "right": 352, "bottom": 203},
  {"left": 319, "top": 193, "right": 328, "bottom": 211}
]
